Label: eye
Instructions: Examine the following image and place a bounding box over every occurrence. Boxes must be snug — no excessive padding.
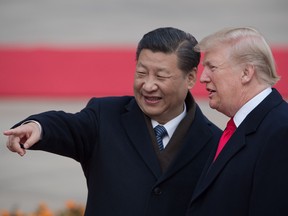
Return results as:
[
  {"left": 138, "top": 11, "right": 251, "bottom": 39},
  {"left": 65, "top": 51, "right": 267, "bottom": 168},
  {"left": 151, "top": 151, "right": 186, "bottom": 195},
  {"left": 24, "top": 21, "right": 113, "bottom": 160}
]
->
[
  {"left": 156, "top": 71, "right": 171, "bottom": 79},
  {"left": 136, "top": 71, "right": 147, "bottom": 78},
  {"left": 208, "top": 64, "right": 218, "bottom": 72},
  {"left": 210, "top": 66, "right": 217, "bottom": 71},
  {"left": 157, "top": 74, "right": 169, "bottom": 79}
]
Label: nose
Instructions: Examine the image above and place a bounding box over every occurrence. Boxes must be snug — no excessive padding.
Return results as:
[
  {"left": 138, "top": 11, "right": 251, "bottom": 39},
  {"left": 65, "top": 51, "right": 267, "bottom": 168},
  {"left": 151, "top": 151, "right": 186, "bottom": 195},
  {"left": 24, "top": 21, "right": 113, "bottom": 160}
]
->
[
  {"left": 199, "top": 67, "right": 210, "bottom": 83},
  {"left": 142, "top": 76, "right": 158, "bottom": 92}
]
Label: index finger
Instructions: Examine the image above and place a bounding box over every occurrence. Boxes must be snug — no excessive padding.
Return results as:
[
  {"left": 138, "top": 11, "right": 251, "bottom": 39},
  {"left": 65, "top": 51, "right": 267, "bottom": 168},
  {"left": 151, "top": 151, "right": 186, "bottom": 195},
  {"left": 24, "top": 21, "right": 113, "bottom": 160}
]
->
[
  {"left": 5, "top": 132, "right": 27, "bottom": 156},
  {"left": 3, "top": 126, "right": 27, "bottom": 136}
]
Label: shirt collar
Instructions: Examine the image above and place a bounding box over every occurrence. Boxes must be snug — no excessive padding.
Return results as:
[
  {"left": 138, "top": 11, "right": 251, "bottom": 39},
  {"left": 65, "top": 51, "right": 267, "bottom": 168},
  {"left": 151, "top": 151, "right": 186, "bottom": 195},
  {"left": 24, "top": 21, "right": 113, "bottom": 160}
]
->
[
  {"left": 234, "top": 87, "right": 272, "bottom": 127},
  {"left": 151, "top": 103, "right": 187, "bottom": 138}
]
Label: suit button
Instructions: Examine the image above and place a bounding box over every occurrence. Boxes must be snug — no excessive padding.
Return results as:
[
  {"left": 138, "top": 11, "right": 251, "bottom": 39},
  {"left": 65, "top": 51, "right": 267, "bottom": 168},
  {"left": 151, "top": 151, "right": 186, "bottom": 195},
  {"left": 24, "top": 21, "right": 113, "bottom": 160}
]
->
[{"left": 153, "top": 187, "right": 162, "bottom": 195}]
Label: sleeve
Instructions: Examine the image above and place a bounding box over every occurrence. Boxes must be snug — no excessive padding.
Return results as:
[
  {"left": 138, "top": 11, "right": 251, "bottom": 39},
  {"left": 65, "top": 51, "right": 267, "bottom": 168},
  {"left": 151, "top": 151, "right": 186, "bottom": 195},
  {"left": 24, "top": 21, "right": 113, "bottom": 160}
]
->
[{"left": 18, "top": 98, "right": 100, "bottom": 163}]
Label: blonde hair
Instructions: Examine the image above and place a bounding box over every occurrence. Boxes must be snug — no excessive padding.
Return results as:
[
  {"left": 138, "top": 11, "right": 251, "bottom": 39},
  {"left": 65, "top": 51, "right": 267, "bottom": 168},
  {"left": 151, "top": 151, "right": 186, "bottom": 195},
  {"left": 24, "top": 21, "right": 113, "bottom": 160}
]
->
[{"left": 195, "top": 27, "right": 280, "bottom": 86}]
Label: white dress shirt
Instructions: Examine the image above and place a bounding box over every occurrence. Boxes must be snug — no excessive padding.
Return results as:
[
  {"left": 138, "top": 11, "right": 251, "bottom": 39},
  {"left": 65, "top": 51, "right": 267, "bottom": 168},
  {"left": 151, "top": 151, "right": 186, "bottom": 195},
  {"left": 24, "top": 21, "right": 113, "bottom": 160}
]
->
[
  {"left": 151, "top": 103, "right": 187, "bottom": 148},
  {"left": 234, "top": 88, "right": 272, "bottom": 127}
]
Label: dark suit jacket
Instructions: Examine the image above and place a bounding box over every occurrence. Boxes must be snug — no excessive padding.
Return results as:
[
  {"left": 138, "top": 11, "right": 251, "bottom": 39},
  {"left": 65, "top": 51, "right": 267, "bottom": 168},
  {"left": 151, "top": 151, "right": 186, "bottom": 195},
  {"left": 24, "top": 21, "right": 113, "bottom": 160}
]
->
[
  {"left": 22, "top": 93, "right": 221, "bottom": 216},
  {"left": 186, "top": 89, "right": 288, "bottom": 216}
]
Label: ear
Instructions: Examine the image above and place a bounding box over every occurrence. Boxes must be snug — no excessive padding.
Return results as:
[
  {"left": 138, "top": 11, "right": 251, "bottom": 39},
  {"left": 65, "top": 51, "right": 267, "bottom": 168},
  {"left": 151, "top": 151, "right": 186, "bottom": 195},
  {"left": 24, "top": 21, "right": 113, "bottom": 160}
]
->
[
  {"left": 187, "top": 67, "right": 197, "bottom": 89},
  {"left": 241, "top": 64, "right": 255, "bottom": 84}
]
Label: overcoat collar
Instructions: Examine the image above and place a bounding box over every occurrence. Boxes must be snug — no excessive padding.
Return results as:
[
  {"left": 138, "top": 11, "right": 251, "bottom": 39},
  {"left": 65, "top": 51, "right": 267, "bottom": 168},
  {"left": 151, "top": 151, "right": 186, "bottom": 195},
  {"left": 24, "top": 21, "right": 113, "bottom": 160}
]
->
[
  {"left": 159, "top": 106, "right": 215, "bottom": 182},
  {"left": 121, "top": 93, "right": 215, "bottom": 182}
]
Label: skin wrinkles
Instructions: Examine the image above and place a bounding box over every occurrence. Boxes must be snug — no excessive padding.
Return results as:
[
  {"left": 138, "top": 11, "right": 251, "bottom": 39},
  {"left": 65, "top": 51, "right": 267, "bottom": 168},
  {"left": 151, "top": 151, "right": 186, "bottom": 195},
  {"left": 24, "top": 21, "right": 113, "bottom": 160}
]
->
[
  {"left": 200, "top": 47, "right": 245, "bottom": 117},
  {"left": 200, "top": 45, "right": 270, "bottom": 117},
  {"left": 134, "top": 49, "right": 196, "bottom": 125}
]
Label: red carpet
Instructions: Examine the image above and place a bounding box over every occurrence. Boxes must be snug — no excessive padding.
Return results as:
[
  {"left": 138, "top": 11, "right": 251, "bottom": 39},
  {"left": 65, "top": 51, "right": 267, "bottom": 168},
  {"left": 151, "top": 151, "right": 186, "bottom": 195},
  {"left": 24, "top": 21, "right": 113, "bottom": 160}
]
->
[{"left": 0, "top": 46, "right": 287, "bottom": 99}]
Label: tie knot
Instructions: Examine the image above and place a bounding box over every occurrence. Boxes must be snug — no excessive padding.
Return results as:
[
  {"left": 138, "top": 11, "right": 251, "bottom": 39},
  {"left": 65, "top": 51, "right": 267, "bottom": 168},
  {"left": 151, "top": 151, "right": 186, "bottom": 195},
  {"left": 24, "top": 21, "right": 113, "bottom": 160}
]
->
[
  {"left": 226, "top": 118, "right": 236, "bottom": 131},
  {"left": 154, "top": 125, "right": 167, "bottom": 139}
]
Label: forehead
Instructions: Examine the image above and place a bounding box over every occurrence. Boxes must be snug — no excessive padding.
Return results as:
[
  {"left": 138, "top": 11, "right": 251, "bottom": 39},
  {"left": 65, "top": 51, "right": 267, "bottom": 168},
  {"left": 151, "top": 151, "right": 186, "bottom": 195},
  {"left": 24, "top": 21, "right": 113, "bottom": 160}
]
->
[
  {"left": 202, "top": 46, "right": 230, "bottom": 65},
  {"left": 137, "top": 49, "right": 178, "bottom": 67}
]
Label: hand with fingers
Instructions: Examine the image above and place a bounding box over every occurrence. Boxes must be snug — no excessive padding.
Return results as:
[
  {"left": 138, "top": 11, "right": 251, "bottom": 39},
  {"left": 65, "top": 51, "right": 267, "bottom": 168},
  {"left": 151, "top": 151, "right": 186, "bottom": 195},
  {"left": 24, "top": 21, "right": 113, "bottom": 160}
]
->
[{"left": 3, "top": 122, "right": 42, "bottom": 156}]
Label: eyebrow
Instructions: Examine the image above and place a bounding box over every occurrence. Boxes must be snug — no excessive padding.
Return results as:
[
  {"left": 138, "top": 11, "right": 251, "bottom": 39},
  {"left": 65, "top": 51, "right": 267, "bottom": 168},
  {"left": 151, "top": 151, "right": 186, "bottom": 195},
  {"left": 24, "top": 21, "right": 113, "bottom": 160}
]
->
[
  {"left": 136, "top": 62, "right": 171, "bottom": 73},
  {"left": 203, "top": 59, "right": 227, "bottom": 68}
]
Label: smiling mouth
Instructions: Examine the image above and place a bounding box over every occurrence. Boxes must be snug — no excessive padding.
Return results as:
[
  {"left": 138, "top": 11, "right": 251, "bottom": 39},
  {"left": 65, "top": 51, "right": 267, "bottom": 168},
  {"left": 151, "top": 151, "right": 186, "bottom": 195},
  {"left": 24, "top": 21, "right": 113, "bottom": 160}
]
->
[{"left": 144, "top": 96, "right": 162, "bottom": 104}]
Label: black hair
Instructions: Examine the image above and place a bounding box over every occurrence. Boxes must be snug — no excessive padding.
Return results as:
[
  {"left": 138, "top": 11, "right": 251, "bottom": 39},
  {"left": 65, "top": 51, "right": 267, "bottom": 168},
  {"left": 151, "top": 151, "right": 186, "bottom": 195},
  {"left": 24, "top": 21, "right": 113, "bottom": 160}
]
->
[{"left": 136, "top": 27, "right": 200, "bottom": 73}]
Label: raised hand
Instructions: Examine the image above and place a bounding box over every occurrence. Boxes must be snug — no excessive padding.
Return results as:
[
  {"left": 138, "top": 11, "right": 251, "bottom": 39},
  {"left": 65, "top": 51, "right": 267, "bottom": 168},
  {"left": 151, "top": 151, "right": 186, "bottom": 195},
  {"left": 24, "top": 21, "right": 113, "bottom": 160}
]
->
[{"left": 4, "top": 122, "right": 41, "bottom": 156}]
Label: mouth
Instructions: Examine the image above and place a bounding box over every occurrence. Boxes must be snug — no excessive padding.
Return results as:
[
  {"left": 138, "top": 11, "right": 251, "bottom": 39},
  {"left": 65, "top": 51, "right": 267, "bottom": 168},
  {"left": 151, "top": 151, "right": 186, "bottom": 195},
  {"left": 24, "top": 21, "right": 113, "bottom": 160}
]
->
[
  {"left": 144, "top": 96, "right": 162, "bottom": 104},
  {"left": 206, "top": 87, "right": 216, "bottom": 98}
]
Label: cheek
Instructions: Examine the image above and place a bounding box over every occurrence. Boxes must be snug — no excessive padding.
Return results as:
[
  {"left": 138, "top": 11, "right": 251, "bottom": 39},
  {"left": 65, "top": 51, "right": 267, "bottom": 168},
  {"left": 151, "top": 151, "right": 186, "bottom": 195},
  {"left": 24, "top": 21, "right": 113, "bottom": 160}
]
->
[
  {"left": 219, "top": 84, "right": 239, "bottom": 107},
  {"left": 215, "top": 74, "right": 234, "bottom": 90},
  {"left": 133, "top": 78, "right": 142, "bottom": 90}
]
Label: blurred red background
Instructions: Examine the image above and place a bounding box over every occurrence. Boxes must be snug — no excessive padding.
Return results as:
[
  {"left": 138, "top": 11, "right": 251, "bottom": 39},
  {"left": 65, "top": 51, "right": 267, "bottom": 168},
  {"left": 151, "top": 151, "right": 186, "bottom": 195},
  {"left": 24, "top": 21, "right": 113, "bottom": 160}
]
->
[{"left": 0, "top": 46, "right": 287, "bottom": 99}]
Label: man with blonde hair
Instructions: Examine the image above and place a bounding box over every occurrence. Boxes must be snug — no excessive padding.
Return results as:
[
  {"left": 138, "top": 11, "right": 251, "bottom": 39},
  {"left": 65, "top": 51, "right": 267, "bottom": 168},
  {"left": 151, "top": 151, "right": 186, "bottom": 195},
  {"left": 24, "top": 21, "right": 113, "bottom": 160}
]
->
[{"left": 186, "top": 27, "right": 288, "bottom": 216}]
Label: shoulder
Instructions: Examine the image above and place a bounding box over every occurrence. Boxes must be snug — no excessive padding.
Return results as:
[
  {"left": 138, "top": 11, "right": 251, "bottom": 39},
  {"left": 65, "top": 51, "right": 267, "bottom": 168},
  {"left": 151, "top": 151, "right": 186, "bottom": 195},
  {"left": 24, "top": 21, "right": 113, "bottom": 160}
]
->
[
  {"left": 194, "top": 104, "right": 222, "bottom": 135},
  {"left": 265, "top": 96, "right": 288, "bottom": 130},
  {"left": 86, "top": 95, "right": 135, "bottom": 108}
]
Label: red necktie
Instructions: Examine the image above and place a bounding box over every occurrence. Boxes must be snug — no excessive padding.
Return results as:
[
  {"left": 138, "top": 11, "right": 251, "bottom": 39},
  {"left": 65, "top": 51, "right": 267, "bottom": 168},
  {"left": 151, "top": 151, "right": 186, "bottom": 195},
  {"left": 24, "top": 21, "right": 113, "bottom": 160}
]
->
[{"left": 214, "top": 118, "right": 236, "bottom": 161}]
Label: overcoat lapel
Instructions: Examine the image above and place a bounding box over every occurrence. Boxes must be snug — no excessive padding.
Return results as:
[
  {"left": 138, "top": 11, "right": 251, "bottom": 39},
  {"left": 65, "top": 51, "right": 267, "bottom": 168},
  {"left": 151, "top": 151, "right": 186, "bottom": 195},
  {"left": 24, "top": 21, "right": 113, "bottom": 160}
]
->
[
  {"left": 191, "top": 131, "right": 247, "bottom": 200},
  {"left": 159, "top": 107, "right": 215, "bottom": 181},
  {"left": 191, "top": 88, "right": 284, "bottom": 202},
  {"left": 121, "top": 99, "right": 162, "bottom": 178}
]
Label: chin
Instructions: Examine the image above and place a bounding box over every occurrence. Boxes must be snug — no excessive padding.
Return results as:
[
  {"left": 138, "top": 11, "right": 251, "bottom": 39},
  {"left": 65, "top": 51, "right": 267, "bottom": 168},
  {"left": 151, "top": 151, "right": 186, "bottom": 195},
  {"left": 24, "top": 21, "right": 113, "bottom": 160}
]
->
[{"left": 209, "top": 101, "right": 217, "bottom": 109}]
